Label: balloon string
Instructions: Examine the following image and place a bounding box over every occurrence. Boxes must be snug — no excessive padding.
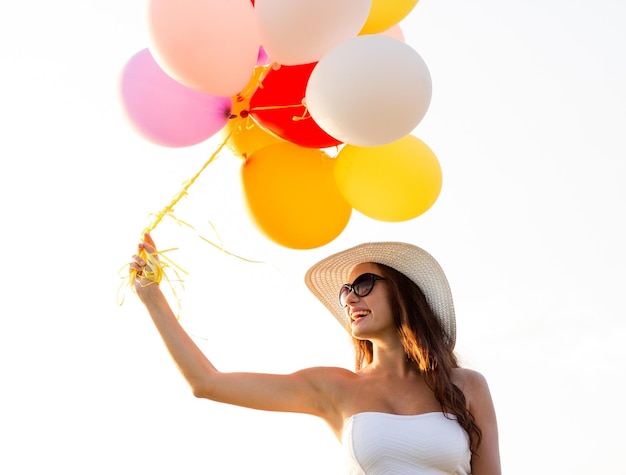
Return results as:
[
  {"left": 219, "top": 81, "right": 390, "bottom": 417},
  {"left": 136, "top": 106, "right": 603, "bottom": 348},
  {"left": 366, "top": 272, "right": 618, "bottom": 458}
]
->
[
  {"left": 167, "top": 214, "right": 275, "bottom": 267},
  {"left": 249, "top": 103, "right": 304, "bottom": 112},
  {"left": 248, "top": 103, "right": 311, "bottom": 122},
  {"left": 140, "top": 60, "right": 273, "bottom": 235},
  {"left": 119, "top": 124, "right": 278, "bottom": 315},
  {"left": 236, "top": 63, "right": 274, "bottom": 99},
  {"left": 142, "top": 127, "right": 236, "bottom": 236},
  {"left": 141, "top": 61, "right": 280, "bottom": 235},
  {"left": 118, "top": 130, "right": 234, "bottom": 310}
]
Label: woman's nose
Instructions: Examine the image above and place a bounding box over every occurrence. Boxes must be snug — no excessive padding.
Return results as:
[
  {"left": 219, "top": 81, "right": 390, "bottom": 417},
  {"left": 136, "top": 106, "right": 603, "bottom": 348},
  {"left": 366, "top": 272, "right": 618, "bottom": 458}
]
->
[{"left": 344, "top": 288, "right": 360, "bottom": 305}]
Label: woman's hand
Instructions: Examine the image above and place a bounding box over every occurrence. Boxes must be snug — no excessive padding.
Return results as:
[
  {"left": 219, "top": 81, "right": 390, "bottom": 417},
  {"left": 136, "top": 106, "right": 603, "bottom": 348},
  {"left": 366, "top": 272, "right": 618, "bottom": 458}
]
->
[{"left": 130, "top": 233, "right": 162, "bottom": 292}]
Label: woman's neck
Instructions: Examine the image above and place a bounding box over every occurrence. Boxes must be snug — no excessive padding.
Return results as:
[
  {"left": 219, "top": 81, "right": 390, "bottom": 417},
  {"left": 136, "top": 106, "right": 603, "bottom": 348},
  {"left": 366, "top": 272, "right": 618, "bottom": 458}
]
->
[{"left": 367, "top": 342, "right": 414, "bottom": 378}]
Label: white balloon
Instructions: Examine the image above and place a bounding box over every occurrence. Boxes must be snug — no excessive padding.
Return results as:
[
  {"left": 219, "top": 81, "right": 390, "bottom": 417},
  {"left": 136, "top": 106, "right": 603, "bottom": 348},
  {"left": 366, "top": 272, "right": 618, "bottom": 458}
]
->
[
  {"left": 255, "top": 0, "right": 372, "bottom": 66},
  {"left": 305, "top": 35, "right": 432, "bottom": 146}
]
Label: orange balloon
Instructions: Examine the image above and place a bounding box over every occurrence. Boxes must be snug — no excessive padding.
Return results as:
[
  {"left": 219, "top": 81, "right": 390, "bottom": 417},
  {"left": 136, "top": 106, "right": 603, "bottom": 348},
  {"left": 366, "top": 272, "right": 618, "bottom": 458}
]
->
[
  {"left": 222, "top": 116, "right": 285, "bottom": 160},
  {"left": 334, "top": 135, "right": 442, "bottom": 221},
  {"left": 241, "top": 143, "right": 352, "bottom": 249}
]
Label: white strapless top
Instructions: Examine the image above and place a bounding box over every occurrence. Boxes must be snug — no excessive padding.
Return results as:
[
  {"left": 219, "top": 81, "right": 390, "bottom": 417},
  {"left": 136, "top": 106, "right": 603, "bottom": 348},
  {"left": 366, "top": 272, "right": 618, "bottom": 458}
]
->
[{"left": 342, "top": 412, "right": 471, "bottom": 474}]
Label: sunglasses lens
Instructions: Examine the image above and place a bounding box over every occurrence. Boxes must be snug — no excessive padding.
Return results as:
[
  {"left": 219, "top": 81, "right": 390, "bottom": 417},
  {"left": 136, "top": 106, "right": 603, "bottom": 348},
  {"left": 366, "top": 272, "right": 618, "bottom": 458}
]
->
[
  {"left": 339, "top": 274, "right": 376, "bottom": 307},
  {"left": 353, "top": 274, "right": 374, "bottom": 297}
]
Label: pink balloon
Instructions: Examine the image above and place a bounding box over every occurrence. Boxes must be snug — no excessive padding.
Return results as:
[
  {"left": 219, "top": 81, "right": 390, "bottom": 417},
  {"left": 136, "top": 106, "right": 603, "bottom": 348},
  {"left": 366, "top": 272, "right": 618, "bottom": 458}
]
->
[
  {"left": 147, "top": 0, "right": 259, "bottom": 97},
  {"left": 380, "top": 24, "right": 405, "bottom": 42},
  {"left": 119, "top": 49, "right": 232, "bottom": 148}
]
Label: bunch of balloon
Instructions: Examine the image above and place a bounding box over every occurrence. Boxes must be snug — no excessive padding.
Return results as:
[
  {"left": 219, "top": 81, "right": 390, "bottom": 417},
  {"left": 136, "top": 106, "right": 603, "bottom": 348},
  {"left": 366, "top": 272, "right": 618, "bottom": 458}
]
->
[{"left": 118, "top": 0, "right": 442, "bottom": 250}]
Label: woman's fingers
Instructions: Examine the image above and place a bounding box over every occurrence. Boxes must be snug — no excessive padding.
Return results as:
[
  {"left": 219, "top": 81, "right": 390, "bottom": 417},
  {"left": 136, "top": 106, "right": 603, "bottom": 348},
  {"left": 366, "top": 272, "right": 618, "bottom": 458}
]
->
[
  {"left": 131, "top": 234, "right": 162, "bottom": 286},
  {"left": 131, "top": 254, "right": 147, "bottom": 270},
  {"left": 143, "top": 233, "right": 157, "bottom": 252},
  {"left": 139, "top": 241, "right": 156, "bottom": 256}
]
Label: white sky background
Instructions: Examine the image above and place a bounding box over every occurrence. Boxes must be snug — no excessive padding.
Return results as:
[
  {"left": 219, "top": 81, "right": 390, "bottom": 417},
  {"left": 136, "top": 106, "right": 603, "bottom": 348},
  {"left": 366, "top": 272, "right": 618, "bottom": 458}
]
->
[{"left": 1, "top": 1, "right": 625, "bottom": 473}]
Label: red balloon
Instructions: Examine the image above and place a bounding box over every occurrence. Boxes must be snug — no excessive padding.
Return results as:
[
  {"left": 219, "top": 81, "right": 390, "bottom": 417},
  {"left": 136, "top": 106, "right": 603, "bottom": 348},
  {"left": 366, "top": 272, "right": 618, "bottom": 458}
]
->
[{"left": 249, "top": 63, "right": 342, "bottom": 149}]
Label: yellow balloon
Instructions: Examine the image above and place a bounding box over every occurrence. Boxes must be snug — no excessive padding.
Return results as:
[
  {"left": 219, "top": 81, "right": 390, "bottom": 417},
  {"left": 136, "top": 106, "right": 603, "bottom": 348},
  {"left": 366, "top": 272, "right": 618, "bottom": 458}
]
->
[
  {"left": 241, "top": 143, "right": 352, "bottom": 249},
  {"left": 334, "top": 135, "right": 441, "bottom": 222},
  {"left": 359, "top": 0, "right": 419, "bottom": 35}
]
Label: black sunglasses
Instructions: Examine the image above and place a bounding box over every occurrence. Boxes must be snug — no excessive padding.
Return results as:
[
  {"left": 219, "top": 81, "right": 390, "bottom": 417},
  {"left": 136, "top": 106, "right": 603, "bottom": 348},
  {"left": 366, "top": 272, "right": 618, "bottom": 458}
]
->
[{"left": 339, "top": 273, "right": 386, "bottom": 308}]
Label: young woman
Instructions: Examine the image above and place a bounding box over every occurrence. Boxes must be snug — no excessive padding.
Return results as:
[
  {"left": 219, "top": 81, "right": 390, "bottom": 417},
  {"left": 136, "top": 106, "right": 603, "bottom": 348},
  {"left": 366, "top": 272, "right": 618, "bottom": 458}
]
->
[{"left": 131, "top": 235, "right": 501, "bottom": 474}]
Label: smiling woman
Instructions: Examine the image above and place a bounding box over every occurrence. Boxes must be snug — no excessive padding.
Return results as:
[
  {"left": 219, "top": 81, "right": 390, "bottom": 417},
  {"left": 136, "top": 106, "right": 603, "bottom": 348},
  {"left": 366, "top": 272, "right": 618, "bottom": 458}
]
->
[
  {"left": 2, "top": 0, "right": 625, "bottom": 474},
  {"left": 130, "top": 235, "right": 501, "bottom": 474}
]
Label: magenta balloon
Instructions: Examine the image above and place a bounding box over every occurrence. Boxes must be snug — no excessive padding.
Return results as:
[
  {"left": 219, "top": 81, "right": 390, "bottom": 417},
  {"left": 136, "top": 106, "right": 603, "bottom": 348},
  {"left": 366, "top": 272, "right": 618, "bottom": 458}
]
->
[
  {"left": 256, "top": 45, "right": 270, "bottom": 66},
  {"left": 119, "top": 49, "right": 232, "bottom": 148}
]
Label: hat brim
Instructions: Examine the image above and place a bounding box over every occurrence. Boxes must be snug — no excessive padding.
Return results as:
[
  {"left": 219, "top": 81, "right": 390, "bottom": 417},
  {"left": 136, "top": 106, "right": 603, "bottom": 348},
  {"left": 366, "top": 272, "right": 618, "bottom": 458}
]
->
[{"left": 304, "top": 242, "right": 456, "bottom": 347}]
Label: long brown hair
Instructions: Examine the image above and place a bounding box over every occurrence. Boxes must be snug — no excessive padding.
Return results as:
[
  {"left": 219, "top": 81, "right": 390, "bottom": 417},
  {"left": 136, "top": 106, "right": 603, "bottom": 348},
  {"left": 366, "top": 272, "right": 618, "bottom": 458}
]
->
[{"left": 352, "top": 263, "right": 482, "bottom": 453}]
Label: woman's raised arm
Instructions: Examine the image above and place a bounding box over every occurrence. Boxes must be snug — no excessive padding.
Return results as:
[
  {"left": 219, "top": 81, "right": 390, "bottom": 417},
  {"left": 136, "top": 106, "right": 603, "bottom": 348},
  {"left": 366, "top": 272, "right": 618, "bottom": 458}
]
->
[{"left": 130, "top": 236, "right": 343, "bottom": 421}]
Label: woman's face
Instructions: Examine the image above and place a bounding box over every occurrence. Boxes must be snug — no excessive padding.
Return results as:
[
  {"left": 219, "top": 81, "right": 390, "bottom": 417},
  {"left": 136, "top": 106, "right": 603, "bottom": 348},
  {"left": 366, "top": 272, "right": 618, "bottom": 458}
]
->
[{"left": 343, "top": 263, "right": 396, "bottom": 340}]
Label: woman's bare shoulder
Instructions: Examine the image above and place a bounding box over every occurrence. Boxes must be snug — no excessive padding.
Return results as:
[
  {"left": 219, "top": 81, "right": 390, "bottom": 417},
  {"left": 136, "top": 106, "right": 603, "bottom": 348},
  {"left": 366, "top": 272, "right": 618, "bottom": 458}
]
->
[
  {"left": 451, "top": 367, "right": 495, "bottom": 413},
  {"left": 295, "top": 365, "right": 357, "bottom": 383},
  {"left": 451, "top": 367, "right": 490, "bottom": 394}
]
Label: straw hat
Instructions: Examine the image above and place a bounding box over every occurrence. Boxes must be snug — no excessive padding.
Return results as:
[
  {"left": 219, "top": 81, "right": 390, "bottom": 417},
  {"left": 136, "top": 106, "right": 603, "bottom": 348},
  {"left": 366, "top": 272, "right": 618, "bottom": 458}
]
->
[{"left": 304, "top": 242, "right": 456, "bottom": 347}]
